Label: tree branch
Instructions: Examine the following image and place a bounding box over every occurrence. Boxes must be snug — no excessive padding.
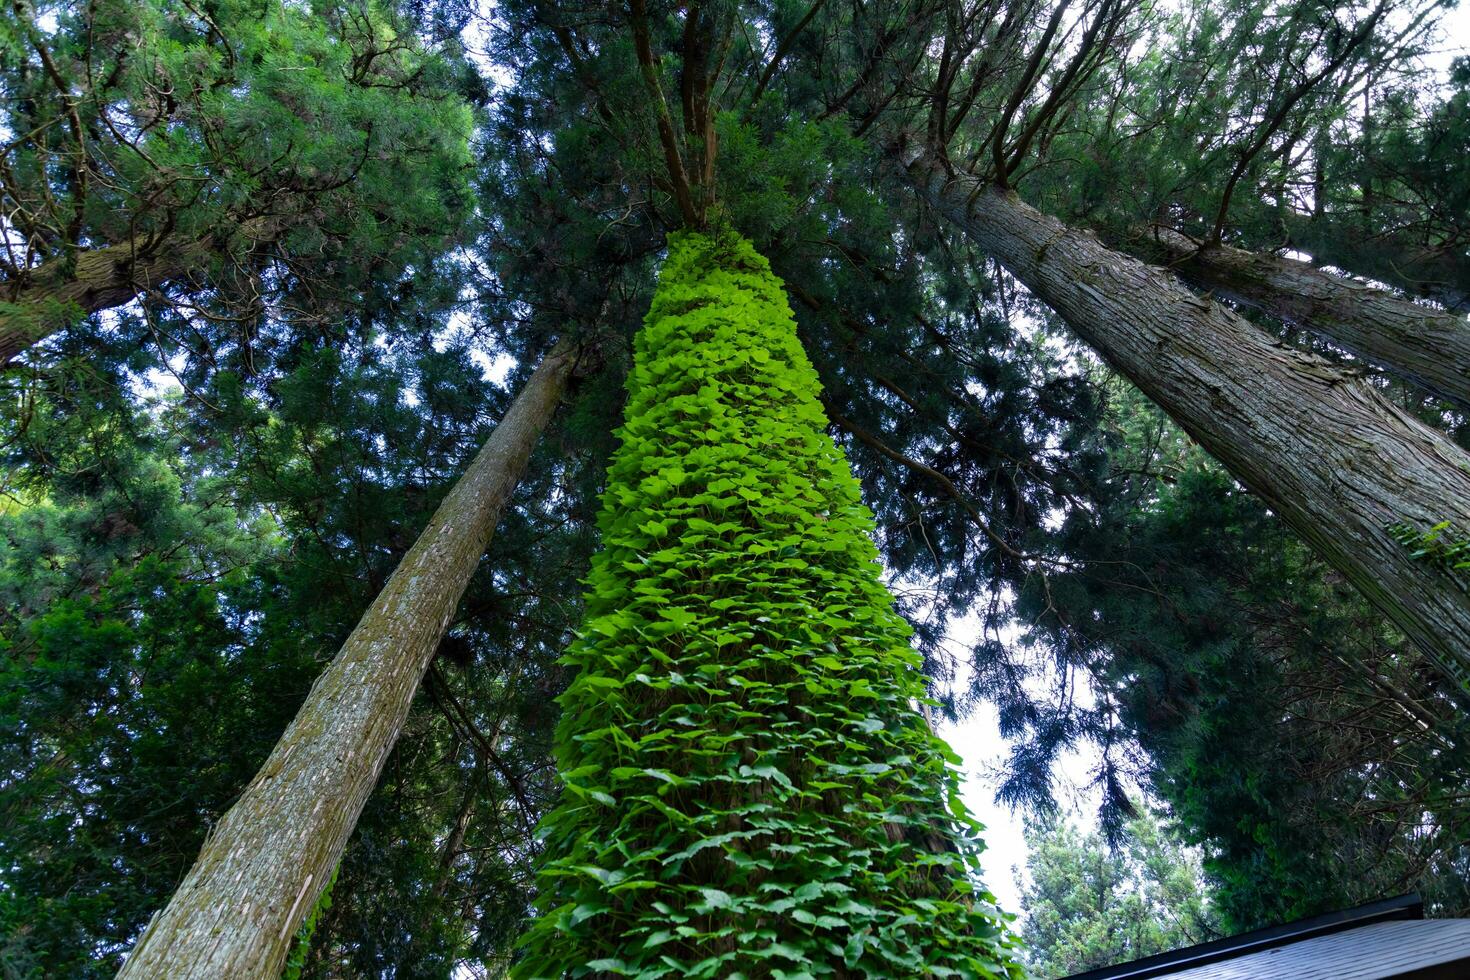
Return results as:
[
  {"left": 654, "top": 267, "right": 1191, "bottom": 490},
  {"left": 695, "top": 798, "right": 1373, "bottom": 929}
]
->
[
  {"left": 629, "top": 0, "right": 700, "bottom": 228},
  {"left": 749, "top": 0, "right": 827, "bottom": 107}
]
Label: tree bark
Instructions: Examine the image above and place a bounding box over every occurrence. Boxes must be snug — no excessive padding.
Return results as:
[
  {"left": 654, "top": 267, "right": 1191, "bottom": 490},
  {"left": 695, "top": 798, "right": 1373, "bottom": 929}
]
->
[
  {"left": 1130, "top": 225, "right": 1470, "bottom": 408},
  {"left": 1280, "top": 211, "right": 1470, "bottom": 313},
  {"left": 898, "top": 143, "right": 1470, "bottom": 693},
  {"left": 117, "top": 338, "right": 580, "bottom": 979},
  {"left": 0, "top": 219, "right": 273, "bottom": 366}
]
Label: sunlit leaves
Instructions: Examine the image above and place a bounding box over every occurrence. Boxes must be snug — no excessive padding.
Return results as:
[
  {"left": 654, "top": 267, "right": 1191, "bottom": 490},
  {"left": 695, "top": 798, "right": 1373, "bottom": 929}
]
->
[{"left": 517, "top": 231, "right": 1022, "bottom": 977}]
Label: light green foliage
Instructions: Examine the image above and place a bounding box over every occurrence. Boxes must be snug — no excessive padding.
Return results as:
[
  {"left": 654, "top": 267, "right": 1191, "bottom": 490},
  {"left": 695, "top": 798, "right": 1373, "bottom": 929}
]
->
[
  {"left": 1018, "top": 812, "right": 1216, "bottom": 979},
  {"left": 516, "top": 231, "right": 1021, "bottom": 978},
  {"left": 283, "top": 863, "right": 339, "bottom": 980},
  {"left": 1388, "top": 521, "right": 1470, "bottom": 578}
]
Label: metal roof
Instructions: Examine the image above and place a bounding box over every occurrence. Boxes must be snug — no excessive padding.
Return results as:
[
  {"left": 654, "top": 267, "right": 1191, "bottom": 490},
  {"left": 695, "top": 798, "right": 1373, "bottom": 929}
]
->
[
  {"left": 1150, "top": 919, "right": 1470, "bottom": 980},
  {"left": 1061, "top": 894, "right": 1470, "bottom": 980}
]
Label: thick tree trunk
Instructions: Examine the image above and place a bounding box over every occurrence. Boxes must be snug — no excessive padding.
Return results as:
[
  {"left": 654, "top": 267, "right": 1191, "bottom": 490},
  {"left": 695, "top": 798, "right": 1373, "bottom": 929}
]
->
[
  {"left": 1128, "top": 226, "right": 1470, "bottom": 409},
  {"left": 898, "top": 144, "right": 1470, "bottom": 693},
  {"left": 1280, "top": 211, "right": 1470, "bottom": 313},
  {"left": 0, "top": 220, "right": 272, "bottom": 366},
  {"left": 117, "top": 339, "right": 579, "bottom": 979}
]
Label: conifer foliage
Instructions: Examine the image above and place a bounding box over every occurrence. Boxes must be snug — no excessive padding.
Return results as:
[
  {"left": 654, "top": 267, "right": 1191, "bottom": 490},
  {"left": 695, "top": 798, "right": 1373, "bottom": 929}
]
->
[{"left": 517, "top": 231, "right": 1021, "bottom": 978}]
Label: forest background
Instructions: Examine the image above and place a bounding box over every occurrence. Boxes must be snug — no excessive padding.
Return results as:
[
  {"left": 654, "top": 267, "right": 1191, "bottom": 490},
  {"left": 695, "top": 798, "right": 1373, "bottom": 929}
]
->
[{"left": 2, "top": 0, "right": 1470, "bottom": 976}]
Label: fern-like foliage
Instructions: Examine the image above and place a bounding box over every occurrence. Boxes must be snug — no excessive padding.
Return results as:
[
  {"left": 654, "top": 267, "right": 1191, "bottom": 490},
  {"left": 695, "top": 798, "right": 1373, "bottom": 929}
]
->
[{"left": 516, "top": 231, "right": 1022, "bottom": 978}]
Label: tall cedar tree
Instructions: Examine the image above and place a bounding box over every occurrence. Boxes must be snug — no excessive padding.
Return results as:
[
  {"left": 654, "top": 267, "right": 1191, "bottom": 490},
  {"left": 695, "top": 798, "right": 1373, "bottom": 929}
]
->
[
  {"left": 5, "top": 0, "right": 1469, "bottom": 969},
  {"left": 118, "top": 340, "right": 583, "bottom": 978},
  {"left": 845, "top": 0, "right": 1470, "bottom": 687},
  {"left": 505, "top": 0, "right": 1470, "bottom": 688},
  {"left": 898, "top": 142, "right": 1470, "bottom": 691},
  {"left": 517, "top": 231, "right": 1021, "bottom": 977}
]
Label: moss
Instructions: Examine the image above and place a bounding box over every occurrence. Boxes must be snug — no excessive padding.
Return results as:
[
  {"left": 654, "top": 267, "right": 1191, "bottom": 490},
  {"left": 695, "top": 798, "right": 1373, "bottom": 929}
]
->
[{"left": 516, "top": 231, "right": 1021, "bottom": 977}]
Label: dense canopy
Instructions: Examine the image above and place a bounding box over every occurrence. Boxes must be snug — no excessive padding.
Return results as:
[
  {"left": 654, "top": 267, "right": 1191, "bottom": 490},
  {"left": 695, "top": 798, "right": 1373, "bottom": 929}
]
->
[{"left": 1, "top": 0, "right": 1467, "bottom": 976}]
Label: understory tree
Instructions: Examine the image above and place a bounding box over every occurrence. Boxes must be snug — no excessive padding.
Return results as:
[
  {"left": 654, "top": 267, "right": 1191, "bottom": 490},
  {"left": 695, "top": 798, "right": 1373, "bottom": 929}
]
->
[
  {"left": 0, "top": 384, "right": 282, "bottom": 976},
  {"left": 1018, "top": 811, "right": 1217, "bottom": 979}
]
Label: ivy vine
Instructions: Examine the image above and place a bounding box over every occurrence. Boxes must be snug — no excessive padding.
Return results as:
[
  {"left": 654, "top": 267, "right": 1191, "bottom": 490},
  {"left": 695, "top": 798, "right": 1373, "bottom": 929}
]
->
[
  {"left": 1388, "top": 520, "right": 1470, "bottom": 580},
  {"left": 516, "top": 231, "right": 1022, "bottom": 978},
  {"left": 282, "top": 862, "right": 338, "bottom": 980}
]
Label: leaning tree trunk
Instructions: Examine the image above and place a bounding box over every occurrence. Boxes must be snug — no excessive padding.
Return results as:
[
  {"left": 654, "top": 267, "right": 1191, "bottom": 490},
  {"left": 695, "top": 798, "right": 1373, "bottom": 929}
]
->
[
  {"left": 1280, "top": 211, "right": 1470, "bottom": 313},
  {"left": 1128, "top": 225, "right": 1470, "bottom": 408},
  {"left": 0, "top": 220, "right": 272, "bottom": 366},
  {"left": 898, "top": 143, "right": 1470, "bottom": 693},
  {"left": 117, "top": 338, "right": 580, "bottom": 979}
]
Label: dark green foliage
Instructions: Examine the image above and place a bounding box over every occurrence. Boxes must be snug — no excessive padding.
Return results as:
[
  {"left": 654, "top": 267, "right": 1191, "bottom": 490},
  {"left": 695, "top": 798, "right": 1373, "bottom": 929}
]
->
[
  {"left": 1018, "top": 811, "right": 1216, "bottom": 978},
  {"left": 1028, "top": 0, "right": 1446, "bottom": 236},
  {"left": 518, "top": 231, "right": 1021, "bottom": 978},
  {"left": 6, "top": 0, "right": 1468, "bottom": 970},
  {"left": 1003, "top": 382, "right": 1470, "bottom": 929},
  {"left": 1284, "top": 53, "right": 1470, "bottom": 309},
  {"left": 0, "top": 324, "right": 596, "bottom": 974},
  {"left": 2, "top": 0, "right": 477, "bottom": 367},
  {"left": 0, "top": 382, "right": 290, "bottom": 975},
  {"left": 1389, "top": 521, "right": 1470, "bottom": 579}
]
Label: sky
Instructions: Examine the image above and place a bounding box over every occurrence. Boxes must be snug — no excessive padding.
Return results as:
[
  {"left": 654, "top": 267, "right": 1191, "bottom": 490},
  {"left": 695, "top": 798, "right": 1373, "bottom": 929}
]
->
[
  {"left": 943, "top": 711, "right": 1044, "bottom": 915},
  {"left": 944, "top": 713, "right": 1055, "bottom": 915},
  {"left": 936, "top": 629, "right": 1106, "bottom": 916}
]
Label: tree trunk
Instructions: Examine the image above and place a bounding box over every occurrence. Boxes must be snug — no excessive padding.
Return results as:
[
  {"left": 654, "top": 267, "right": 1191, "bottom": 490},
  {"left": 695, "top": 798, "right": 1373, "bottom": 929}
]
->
[
  {"left": 1280, "top": 211, "right": 1470, "bottom": 313},
  {"left": 897, "top": 143, "right": 1470, "bottom": 693},
  {"left": 117, "top": 338, "right": 580, "bottom": 979},
  {"left": 1127, "top": 226, "right": 1470, "bottom": 409},
  {"left": 514, "top": 231, "right": 1018, "bottom": 977},
  {"left": 0, "top": 220, "right": 272, "bottom": 366}
]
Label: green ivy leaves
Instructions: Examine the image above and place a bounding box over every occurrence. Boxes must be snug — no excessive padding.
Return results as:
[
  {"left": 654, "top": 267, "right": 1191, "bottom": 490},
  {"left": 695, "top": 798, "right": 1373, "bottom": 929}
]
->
[
  {"left": 1388, "top": 520, "right": 1470, "bottom": 578},
  {"left": 516, "top": 231, "right": 1022, "bottom": 978}
]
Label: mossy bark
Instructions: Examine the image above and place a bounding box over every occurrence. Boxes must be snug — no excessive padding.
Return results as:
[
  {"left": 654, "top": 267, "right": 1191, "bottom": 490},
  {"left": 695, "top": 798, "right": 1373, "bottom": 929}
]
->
[
  {"left": 900, "top": 144, "right": 1470, "bottom": 695},
  {"left": 517, "top": 233, "right": 1020, "bottom": 978},
  {"left": 117, "top": 339, "right": 579, "bottom": 979}
]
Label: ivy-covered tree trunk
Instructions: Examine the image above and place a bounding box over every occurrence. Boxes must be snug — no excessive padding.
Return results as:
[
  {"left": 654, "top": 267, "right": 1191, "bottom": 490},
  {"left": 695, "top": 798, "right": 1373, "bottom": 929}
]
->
[
  {"left": 517, "top": 232, "right": 1021, "bottom": 977},
  {"left": 117, "top": 339, "right": 580, "bottom": 979},
  {"left": 897, "top": 144, "right": 1470, "bottom": 694},
  {"left": 1131, "top": 225, "right": 1470, "bottom": 408}
]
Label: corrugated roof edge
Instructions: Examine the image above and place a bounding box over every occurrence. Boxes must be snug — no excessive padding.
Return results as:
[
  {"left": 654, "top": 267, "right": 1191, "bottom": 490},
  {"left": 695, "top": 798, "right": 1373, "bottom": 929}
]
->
[{"left": 1059, "top": 893, "right": 1425, "bottom": 980}]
